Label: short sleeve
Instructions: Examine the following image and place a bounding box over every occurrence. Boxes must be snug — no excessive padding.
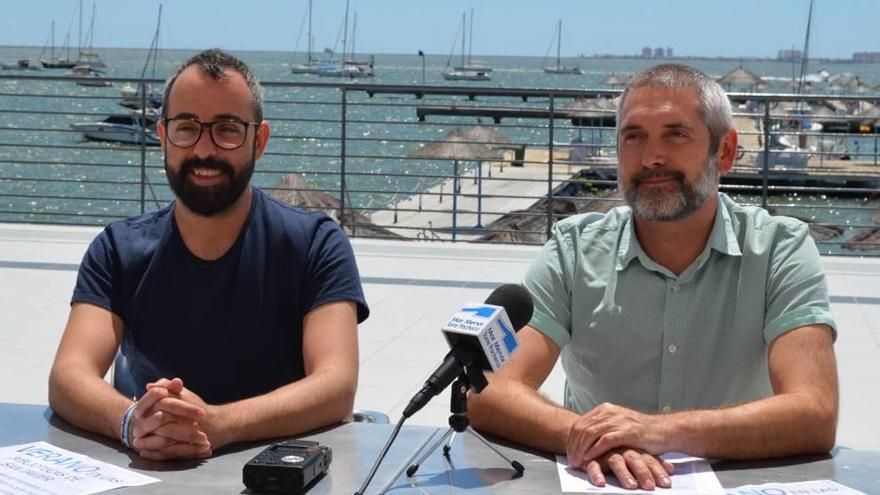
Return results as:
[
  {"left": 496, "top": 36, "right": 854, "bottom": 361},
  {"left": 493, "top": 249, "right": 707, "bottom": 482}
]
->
[
  {"left": 304, "top": 219, "right": 369, "bottom": 323},
  {"left": 763, "top": 221, "right": 836, "bottom": 344},
  {"left": 71, "top": 229, "right": 122, "bottom": 316},
  {"left": 523, "top": 221, "right": 575, "bottom": 349}
]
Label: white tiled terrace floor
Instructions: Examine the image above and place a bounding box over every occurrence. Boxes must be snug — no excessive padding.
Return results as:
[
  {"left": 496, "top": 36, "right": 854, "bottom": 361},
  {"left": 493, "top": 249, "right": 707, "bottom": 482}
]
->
[{"left": 0, "top": 222, "right": 878, "bottom": 450}]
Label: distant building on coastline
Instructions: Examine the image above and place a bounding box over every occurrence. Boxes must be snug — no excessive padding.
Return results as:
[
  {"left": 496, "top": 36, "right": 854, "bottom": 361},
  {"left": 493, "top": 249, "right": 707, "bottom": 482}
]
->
[
  {"left": 640, "top": 47, "right": 674, "bottom": 59},
  {"left": 852, "top": 52, "right": 880, "bottom": 63},
  {"left": 777, "top": 49, "right": 804, "bottom": 61}
]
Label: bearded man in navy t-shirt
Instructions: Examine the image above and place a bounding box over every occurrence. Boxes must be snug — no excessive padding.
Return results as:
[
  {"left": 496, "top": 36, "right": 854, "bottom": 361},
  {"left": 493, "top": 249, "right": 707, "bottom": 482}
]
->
[{"left": 49, "top": 49, "right": 369, "bottom": 461}]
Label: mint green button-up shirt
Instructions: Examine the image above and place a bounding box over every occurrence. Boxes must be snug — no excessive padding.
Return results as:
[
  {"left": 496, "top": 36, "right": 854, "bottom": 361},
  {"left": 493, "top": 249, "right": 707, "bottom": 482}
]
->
[{"left": 525, "top": 193, "right": 835, "bottom": 414}]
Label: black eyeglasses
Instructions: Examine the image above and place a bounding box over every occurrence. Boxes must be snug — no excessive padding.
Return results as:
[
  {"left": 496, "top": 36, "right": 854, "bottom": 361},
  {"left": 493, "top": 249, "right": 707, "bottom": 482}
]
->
[{"left": 163, "top": 117, "right": 260, "bottom": 150}]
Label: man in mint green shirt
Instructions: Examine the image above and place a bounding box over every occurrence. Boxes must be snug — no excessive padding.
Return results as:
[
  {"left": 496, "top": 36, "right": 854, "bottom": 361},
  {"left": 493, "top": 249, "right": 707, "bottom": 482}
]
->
[{"left": 469, "top": 64, "right": 838, "bottom": 491}]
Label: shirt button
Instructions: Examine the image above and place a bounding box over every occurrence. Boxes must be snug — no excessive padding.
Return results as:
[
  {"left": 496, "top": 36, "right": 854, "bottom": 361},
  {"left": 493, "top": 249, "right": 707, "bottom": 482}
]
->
[
  {"left": 667, "top": 344, "right": 678, "bottom": 354},
  {"left": 671, "top": 285, "right": 681, "bottom": 293},
  {"left": 661, "top": 406, "right": 672, "bottom": 413}
]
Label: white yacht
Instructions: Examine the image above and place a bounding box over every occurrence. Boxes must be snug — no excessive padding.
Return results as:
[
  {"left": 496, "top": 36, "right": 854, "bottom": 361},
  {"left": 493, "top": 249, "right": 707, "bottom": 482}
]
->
[{"left": 71, "top": 111, "right": 160, "bottom": 145}]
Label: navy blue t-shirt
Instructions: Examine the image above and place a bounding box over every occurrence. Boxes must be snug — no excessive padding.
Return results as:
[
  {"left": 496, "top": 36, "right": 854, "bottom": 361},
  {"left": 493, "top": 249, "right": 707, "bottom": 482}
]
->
[{"left": 72, "top": 187, "right": 369, "bottom": 405}]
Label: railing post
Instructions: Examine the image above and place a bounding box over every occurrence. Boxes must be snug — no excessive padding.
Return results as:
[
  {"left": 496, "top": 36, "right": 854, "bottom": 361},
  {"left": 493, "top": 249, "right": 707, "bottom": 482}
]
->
[
  {"left": 340, "top": 88, "right": 347, "bottom": 232},
  {"left": 546, "top": 93, "right": 555, "bottom": 241},
  {"left": 452, "top": 160, "right": 458, "bottom": 241},
  {"left": 139, "top": 81, "right": 147, "bottom": 214},
  {"left": 761, "top": 98, "right": 770, "bottom": 210}
]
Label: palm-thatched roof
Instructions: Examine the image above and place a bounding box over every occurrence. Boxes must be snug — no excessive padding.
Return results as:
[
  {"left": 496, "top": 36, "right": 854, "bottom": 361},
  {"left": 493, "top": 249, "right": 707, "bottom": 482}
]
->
[
  {"left": 266, "top": 174, "right": 402, "bottom": 238},
  {"left": 409, "top": 128, "right": 501, "bottom": 161},
  {"left": 602, "top": 72, "right": 626, "bottom": 86},
  {"left": 717, "top": 66, "right": 765, "bottom": 87},
  {"left": 462, "top": 126, "right": 512, "bottom": 148}
]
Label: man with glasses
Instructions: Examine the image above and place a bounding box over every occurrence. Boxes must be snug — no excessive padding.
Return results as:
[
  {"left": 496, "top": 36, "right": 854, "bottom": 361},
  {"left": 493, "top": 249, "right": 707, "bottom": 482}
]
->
[
  {"left": 469, "top": 64, "right": 837, "bottom": 490},
  {"left": 49, "top": 49, "right": 369, "bottom": 461}
]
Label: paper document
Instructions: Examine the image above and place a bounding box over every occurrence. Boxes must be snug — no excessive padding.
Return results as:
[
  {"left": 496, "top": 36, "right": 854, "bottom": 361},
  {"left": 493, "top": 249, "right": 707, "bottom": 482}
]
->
[
  {"left": 556, "top": 452, "right": 724, "bottom": 494},
  {"left": 726, "top": 480, "right": 868, "bottom": 495},
  {"left": 0, "top": 441, "right": 159, "bottom": 495}
]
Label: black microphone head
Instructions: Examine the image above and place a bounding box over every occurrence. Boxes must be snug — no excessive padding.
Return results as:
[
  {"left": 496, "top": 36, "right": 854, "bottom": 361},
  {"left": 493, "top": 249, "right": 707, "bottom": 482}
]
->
[{"left": 484, "top": 284, "right": 534, "bottom": 330}]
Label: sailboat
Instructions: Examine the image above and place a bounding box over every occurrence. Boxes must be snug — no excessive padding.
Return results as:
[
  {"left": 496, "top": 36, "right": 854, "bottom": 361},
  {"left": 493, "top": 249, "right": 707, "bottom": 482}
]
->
[
  {"left": 290, "top": 0, "right": 321, "bottom": 74},
  {"left": 340, "top": 12, "right": 375, "bottom": 78},
  {"left": 316, "top": 1, "right": 374, "bottom": 78},
  {"left": 119, "top": 5, "right": 163, "bottom": 109},
  {"left": 453, "top": 8, "right": 492, "bottom": 73},
  {"left": 443, "top": 12, "right": 490, "bottom": 81},
  {"left": 75, "top": 1, "right": 107, "bottom": 69},
  {"left": 40, "top": 20, "right": 76, "bottom": 69},
  {"left": 543, "top": 19, "right": 583, "bottom": 75}
]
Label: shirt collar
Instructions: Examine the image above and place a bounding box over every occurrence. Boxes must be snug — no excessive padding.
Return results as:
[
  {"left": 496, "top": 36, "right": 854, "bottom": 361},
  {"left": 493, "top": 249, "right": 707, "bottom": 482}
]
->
[
  {"left": 707, "top": 193, "right": 742, "bottom": 257},
  {"left": 615, "top": 193, "right": 742, "bottom": 273}
]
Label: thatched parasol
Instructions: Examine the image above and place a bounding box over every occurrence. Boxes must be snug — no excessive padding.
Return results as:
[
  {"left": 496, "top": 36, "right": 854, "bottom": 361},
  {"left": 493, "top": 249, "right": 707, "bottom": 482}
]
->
[
  {"left": 602, "top": 72, "right": 626, "bottom": 86},
  {"left": 767, "top": 210, "right": 845, "bottom": 243},
  {"left": 480, "top": 190, "right": 622, "bottom": 243},
  {"left": 717, "top": 66, "right": 766, "bottom": 90},
  {"left": 843, "top": 228, "right": 880, "bottom": 252},
  {"left": 266, "top": 174, "right": 401, "bottom": 238},
  {"left": 810, "top": 105, "right": 838, "bottom": 118},
  {"left": 854, "top": 81, "right": 874, "bottom": 94},
  {"left": 855, "top": 105, "right": 880, "bottom": 123},
  {"left": 462, "top": 125, "right": 512, "bottom": 148},
  {"left": 409, "top": 128, "right": 500, "bottom": 161},
  {"left": 830, "top": 73, "right": 858, "bottom": 88},
  {"left": 563, "top": 96, "right": 617, "bottom": 126},
  {"left": 409, "top": 128, "right": 501, "bottom": 238}
]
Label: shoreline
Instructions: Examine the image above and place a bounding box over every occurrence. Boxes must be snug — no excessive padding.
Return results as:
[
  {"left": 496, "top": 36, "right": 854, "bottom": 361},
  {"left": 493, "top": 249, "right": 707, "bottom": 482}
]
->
[{"left": 2, "top": 45, "right": 877, "bottom": 65}]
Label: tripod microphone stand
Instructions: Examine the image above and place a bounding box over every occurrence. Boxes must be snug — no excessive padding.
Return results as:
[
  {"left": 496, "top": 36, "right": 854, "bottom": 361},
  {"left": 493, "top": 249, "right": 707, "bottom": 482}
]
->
[
  {"left": 353, "top": 355, "right": 525, "bottom": 495},
  {"left": 405, "top": 373, "right": 524, "bottom": 478}
]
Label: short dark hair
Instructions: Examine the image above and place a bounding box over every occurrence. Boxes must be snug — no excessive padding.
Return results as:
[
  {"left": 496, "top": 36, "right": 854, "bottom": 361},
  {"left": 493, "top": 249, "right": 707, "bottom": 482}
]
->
[
  {"left": 617, "top": 64, "right": 733, "bottom": 155},
  {"left": 161, "top": 48, "right": 264, "bottom": 121}
]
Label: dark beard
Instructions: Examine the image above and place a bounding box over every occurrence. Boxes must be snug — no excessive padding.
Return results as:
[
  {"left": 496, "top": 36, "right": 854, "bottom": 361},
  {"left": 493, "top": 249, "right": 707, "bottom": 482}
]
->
[{"left": 165, "top": 155, "right": 254, "bottom": 217}]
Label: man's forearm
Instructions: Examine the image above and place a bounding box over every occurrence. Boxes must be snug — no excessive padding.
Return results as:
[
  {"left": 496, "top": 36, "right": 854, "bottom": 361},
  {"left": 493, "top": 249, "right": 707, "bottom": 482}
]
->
[
  {"left": 468, "top": 376, "right": 578, "bottom": 454},
  {"left": 214, "top": 368, "right": 356, "bottom": 447},
  {"left": 48, "top": 361, "right": 131, "bottom": 442},
  {"left": 664, "top": 392, "right": 837, "bottom": 459}
]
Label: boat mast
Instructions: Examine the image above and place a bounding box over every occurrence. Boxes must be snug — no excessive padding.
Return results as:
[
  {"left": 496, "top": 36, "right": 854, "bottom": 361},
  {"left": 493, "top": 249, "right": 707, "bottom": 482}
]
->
[
  {"left": 556, "top": 19, "right": 562, "bottom": 69},
  {"left": 50, "top": 20, "right": 55, "bottom": 60},
  {"left": 796, "top": 0, "right": 814, "bottom": 98},
  {"left": 78, "top": 0, "right": 83, "bottom": 60},
  {"left": 307, "top": 0, "right": 313, "bottom": 63},
  {"left": 460, "top": 12, "right": 466, "bottom": 67},
  {"left": 86, "top": 2, "right": 96, "bottom": 54},
  {"left": 152, "top": 4, "right": 162, "bottom": 78},
  {"left": 341, "top": 0, "right": 350, "bottom": 66},
  {"left": 468, "top": 7, "right": 474, "bottom": 65},
  {"left": 140, "top": 4, "right": 162, "bottom": 79},
  {"left": 351, "top": 12, "right": 357, "bottom": 61}
]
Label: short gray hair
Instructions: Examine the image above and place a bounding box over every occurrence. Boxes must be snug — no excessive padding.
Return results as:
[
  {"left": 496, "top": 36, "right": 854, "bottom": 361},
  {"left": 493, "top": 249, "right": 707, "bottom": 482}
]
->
[
  {"left": 617, "top": 64, "right": 733, "bottom": 155},
  {"left": 162, "top": 48, "right": 264, "bottom": 121}
]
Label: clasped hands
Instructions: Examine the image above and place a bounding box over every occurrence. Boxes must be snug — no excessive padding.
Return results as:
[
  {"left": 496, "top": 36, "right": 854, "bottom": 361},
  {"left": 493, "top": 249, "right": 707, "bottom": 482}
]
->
[
  {"left": 566, "top": 403, "right": 675, "bottom": 491},
  {"left": 126, "top": 377, "right": 222, "bottom": 461}
]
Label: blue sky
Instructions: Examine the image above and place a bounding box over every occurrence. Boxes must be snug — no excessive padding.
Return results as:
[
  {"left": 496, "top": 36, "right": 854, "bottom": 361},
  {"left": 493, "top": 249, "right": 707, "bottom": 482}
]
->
[{"left": 2, "top": 0, "right": 876, "bottom": 59}]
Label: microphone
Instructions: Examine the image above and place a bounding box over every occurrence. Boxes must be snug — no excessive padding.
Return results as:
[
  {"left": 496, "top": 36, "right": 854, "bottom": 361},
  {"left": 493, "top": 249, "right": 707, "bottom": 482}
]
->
[{"left": 402, "top": 284, "right": 534, "bottom": 418}]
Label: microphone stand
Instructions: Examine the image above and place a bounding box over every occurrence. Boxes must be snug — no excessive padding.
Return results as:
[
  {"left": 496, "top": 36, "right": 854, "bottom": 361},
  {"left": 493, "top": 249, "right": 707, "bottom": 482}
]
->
[
  {"left": 405, "top": 372, "right": 524, "bottom": 478},
  {"left": 354, "top": 346, "right": 524, "bottom": 494}
]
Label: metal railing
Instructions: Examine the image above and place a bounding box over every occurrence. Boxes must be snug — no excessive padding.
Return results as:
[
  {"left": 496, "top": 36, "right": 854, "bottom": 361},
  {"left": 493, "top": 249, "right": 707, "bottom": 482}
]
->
[{"left": 0, "top": 73, "right": 878, "bottom": 255}]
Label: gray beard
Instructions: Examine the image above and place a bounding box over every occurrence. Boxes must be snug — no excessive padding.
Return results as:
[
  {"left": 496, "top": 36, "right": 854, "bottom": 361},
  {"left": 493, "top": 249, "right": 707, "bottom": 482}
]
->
[{"left": 620, "top": 155, "right": 719, "bottom": 222}]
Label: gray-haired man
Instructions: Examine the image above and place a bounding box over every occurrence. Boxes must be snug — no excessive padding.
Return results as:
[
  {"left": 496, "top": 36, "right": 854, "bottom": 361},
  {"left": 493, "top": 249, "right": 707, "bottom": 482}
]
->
[{"left": 469, "top": 64, "right": 837, "bottom": 490}]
